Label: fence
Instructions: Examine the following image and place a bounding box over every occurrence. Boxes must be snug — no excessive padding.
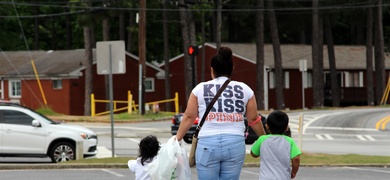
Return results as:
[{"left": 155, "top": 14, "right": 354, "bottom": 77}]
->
[{"left": 90, "top": 91, "right": 179, "bottom": 117}]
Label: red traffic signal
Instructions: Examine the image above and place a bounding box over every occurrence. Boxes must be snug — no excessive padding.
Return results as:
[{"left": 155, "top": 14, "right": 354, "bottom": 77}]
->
[{"left": 188, "top": 46, "right": 199, "bottom": 56}]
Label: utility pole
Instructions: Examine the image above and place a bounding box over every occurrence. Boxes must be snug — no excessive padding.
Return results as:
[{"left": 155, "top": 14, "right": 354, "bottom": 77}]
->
[{"left": 139, "top": 0, "right": 146, "bottom": 115}]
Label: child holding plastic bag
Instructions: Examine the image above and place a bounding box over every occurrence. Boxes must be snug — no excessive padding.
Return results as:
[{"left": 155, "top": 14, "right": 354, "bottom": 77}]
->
[
  {"left": 128, "top": 135, "right": 160, "bottom": 180},
  {"left": 147, "top": 136, "right": 191, "bottom": 180}
]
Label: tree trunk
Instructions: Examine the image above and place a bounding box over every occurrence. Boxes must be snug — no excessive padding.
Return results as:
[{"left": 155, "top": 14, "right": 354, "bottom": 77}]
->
[
  {"left": 216, "top": 0, "right": 222, "bottom": 49},
  {"left": 325, "top": 15, "right": 340, "bottom": 107},
  {"left": 267, "top": 0, "right": 284, "bottom": 110},
  {"left": 374, "top": 0, "right": 385, "bottom": 105},
  {"left": 179, "top": 0, "right": 193, "bottom": 101},
  {"left": 66, "top": 13, "right": 72, "bottom": 49},
  {"left": 33, "top": 5, "right": 39, "bottom": 50},
  {"left": 127, "top": 11, "right": 134, "bottom": 52},
  {"left": 312, "top": 0, "right": 323, "bottom": 108},
  {"left": 256, "top": 0, "right": 265, "bottom": 110},
  {"left": 366, "top": 1, "right": 375, "bottom": 106},
  {"left": 119, "top": 12, "right": 125, "bottom": 41},
  {"left": 139, "top": 0, "right": 147, "bottom": 114},
  {"left": 163, "top": 3, "right": 172, "bottom": 111},
  {"left": 83, "top": 26, "right": 93, "bottom": 116}
]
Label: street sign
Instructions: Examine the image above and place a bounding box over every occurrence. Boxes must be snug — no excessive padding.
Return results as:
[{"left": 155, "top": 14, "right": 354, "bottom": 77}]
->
[{"left": 96, "top": 41, "right": 126, "bottom": 75}]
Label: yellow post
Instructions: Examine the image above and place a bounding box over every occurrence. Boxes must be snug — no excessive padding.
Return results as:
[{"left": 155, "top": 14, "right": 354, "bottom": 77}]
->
[
  {"left": 174, "top": 92, "right": 179, "bottom": 114},
  {"left": 128, "top": 91, "right": 132, "bottom": 114},
  {"left": 31, "top": 60, "right": 47, "bottom": 105},
  {"left": 91, "top": 93, "right": 95, "bottom": 117}
]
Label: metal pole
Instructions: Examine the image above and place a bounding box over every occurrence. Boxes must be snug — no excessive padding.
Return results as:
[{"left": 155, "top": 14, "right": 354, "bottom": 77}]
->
[
  {"left": 302, "top": 71, "right": 305, "bottom": 109},
  {"left": 109, "top": 44, "right": 115, "bottom": 157},
  {"left": 139, "top": 64, "right": 142, "bottom": 115},
  {"left": 191, "top": 55, "right": 195, "bottom": 88}
]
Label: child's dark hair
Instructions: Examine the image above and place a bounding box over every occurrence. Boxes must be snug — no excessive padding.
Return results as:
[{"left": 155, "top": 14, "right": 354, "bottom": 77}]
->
[
  {"left": 139, "top": 135, "right": 160, "bottom": 165},
  {"left": 267, "top": 110, "right": 289, "bottom": 135},
  {"left": 211, "top": 47, "right": 233, "bottom": 77}
]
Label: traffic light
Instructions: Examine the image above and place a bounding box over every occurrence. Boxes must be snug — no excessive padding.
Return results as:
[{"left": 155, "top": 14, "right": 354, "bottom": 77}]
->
[{"left": 188, "top": 46, "right": 199, "bottom": 56}]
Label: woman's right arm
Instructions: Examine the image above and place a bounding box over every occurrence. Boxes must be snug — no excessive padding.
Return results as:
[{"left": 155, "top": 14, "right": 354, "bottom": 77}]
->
[
  {"left": 176, "top": 93, "right": 198, "bottom": 141},
  {"left": 246, "top": 95, "right": 266, "bottom": 137}
]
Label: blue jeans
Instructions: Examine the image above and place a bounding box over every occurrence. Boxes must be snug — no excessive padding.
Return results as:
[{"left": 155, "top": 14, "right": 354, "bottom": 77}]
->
[{"left": 196, "top": 134, "right": 246, "bottom": 180}]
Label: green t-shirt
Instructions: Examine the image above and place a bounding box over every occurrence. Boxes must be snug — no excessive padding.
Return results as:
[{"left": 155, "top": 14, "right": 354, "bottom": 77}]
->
[{"left": 251, "top": 134, "right": 301, "bottom": 180}]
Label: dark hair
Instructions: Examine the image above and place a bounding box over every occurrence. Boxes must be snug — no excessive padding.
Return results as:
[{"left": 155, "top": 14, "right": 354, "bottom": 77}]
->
[
  {"left": 138, "top": 135, "right": 160, "bottom": 165},
  {"left": 211, "top": 47, "right": 233, "bottom": 77},
  {"left": 266, "top": 110, "right": 289, "bottom": 135}
]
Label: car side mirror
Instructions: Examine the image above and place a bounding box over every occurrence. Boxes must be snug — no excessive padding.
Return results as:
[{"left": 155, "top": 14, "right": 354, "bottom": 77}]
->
[{"left": 32, "top": 120, "right": 41, "bottom": 127}]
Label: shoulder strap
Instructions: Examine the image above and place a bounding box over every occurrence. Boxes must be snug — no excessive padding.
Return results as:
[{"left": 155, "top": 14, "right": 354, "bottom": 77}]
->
[{"left": 194, "top": 79, "right": 230, "bottom": 137}]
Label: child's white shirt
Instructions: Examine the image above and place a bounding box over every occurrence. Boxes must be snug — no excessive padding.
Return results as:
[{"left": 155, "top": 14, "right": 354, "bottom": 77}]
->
[{"left": 128, "top": 157, "right": 156, "bottom": 180}]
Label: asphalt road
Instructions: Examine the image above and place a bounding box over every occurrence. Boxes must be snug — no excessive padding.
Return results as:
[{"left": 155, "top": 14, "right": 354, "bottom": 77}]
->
[{"left": 0, "top": 166, "right": 389, "bottom": 180}]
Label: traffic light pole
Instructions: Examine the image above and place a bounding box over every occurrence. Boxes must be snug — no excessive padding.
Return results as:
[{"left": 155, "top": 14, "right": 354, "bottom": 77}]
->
[{"left": 191, "top": 55, "right": 196, "bottom": 89}]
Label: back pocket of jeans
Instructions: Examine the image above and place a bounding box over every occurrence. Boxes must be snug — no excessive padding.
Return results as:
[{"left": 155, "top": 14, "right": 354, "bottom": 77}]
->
[{"left": 197, "top": 148, "right": 212, "bottom": 166}]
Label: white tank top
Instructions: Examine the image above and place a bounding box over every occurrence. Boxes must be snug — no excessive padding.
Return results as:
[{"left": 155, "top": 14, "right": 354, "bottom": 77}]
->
[{"left": 192, "top": 76, "right": 254, "bottom": 137}]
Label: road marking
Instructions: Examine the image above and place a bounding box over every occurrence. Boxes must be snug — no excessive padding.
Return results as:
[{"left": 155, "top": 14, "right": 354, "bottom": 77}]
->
[
  {"left": 101, "top": 169, "right": 124, "bottom": 177},
  {"left": 356, "top": 135, "right": 366, "bottom": 141},
  {"left": 241, "top": 169, "right": 259, "bottom": 176},
  {"left": 307, "top": 126, "right": 377, "bottom": 131},
  {"left": 128, "top": 138, "right": 140, "bottom": 143},
  {"left": 96, "top": 146, "right": 115, "bottom": 158},
  {"left": 343, "top": 167, "right": 390, "bottom": 174},
  {"left": 376, "top": 116, "right": 390, "bottom": 130},
  {"left": 364, "top": 135, "right": 376, "bottom": 141},
  {"left": 315, "top": 134, "right": 324, "bottom": 140},
  {"left": 324, "top": 134, "right": 333, "bottom": 140}
]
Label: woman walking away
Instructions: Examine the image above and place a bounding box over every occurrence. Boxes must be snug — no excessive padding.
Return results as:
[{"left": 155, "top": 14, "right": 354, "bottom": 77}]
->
[
  {"left": 128, "top": 135, "right": 160, "bottom": 180},
  {"left": 176, "top": 47, "right": 266, "bottom": 180}
]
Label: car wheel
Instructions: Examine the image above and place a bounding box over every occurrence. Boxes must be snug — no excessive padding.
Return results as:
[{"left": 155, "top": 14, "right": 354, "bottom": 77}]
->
[
  {"left": 183, "top": 137, "right": 192, "bottom": 144},
  {"left": 50, "top": 142, "right": 75, "bottom": 163}
]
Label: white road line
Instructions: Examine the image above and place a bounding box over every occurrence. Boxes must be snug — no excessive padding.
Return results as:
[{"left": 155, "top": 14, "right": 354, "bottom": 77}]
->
[
  {"left": 96, "top": 146, "right": 115, "bottom": 158},
  {"left": 241, "top": 169, "right": 259, "bottom": 176},
  {"left": 356, "top": 135, "right": 366, "bottom": 141},
  {"left": 128, "top": 138, "right": 140, "bottom": 143},
  {"left": 343, "top": 167, "right": 390, "bottom": 174},
  {"left": 101, "top": 169, "right": 124, "bottom": 177},
  {"left": 315, "top": 134, "right": 324, "bottom": 140},
  {"left": 324, "top": 134, "right": 334, "bottom": 140},
  {"left": 364, "top": 135, "right": 376, "bottom": 141},
  {"left": 307, "top": 126, "right": 377, "bottom": 131}
]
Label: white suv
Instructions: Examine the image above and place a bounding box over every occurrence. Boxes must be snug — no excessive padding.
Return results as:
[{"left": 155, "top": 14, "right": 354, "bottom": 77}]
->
[{"left": 0, "top": 102, "right": 98, "bottom": 162}]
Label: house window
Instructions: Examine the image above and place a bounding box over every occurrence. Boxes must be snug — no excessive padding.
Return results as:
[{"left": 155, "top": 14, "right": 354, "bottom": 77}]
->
[
  {"left": 269, "top": 72, "right": 275, "bottom": 89},
  {"left": 144, "top": 78, "right": 155, "bottom": 92},
  {"left": 52, "top": 79, "right": 63, "bottom": 89},
  {"left": 344, "top": 71, "right": 363, "bottom": 87},
  {"left": 269, "top": 71, "right": 289, "bottom": 89},
  {"left": 9, "top": 80, "right": 21, "bottom": 98},
  {"left": 284, "top": 72, "right": 290, "bottom": 89},
  {"left": 305, "top": 72, "right": 312, "bottom": 88}
]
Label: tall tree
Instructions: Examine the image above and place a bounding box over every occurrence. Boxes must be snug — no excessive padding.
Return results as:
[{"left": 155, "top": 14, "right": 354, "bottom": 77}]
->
[
  {"left": 312, "top": 0, "right": 324, "bottom": 108},
  {"left": 366, "top": 0, "right": 375, "bottom": 106},
  {"left": 215, "top": 0, "right": 222, "bottom": 49},
  {"left": 324, "top": 15, "right": 340, "bottom": 107},
  {"left": 255, "top": 0, "right": 265, "bottom": 110},
  {"left": 179, "top": 0, "right": 196, "bottom": 100},
  {"left": 163, "top": 3, "right": 172, "bottom": 111},
  {"left": 374, "top": 0, "right": 386, "bottom": 104},
  {"left": 83, "top": 27, "right": 93, "bottom": 116},
  {"left": 267, "top": 0, "right": 285, "bottom": 110},
  {"left": 102, "top": 6, "right": 110, "bottom": 111}
]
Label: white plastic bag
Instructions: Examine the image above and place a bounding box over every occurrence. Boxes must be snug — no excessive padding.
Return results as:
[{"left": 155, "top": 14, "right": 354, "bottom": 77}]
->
[
  {"left": 173, "top": 140, "right": 191, "bottom": 179},
  {"left": 147, "top": 136, "right": 191, "bottom": 180}
]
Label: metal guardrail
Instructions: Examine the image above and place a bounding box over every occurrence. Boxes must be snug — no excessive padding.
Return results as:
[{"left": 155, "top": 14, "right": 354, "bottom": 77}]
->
[{"left": 90, "top": 91, "right": 179, "bottom": 117}]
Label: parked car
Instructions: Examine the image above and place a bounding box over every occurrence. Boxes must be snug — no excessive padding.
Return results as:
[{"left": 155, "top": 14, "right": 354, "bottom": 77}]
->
[
  {"left": 170, "top": 113, "right": 261, "bottom": 144},
  {"left": 171, "top": 113, "right": 198, "bottom": 144},
  {"left": 0, "top": 102, "right": 98, "bottom": 163},
  {"left": 244, "top": 114, "right": 292, "bottom": 144}
]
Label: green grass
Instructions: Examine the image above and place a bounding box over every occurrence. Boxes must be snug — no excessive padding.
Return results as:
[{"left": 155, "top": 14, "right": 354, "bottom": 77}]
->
[
  {"left": 62, "top": 153, "right": 390, "bottom": 166},
  {"left": 36, "top": 106, "right": 63, "bottom": 116}
]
